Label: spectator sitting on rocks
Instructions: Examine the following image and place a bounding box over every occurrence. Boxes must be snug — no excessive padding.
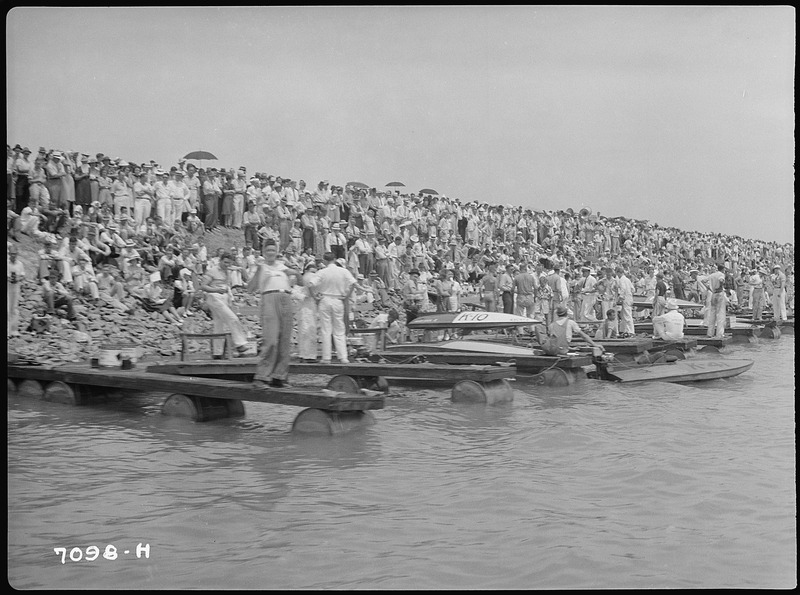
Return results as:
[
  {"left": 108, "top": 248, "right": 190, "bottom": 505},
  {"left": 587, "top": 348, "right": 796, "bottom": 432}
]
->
[
  {"left": 157, "top": 245, "right": 181, "bottom": 282},
  {"left": 96, "top": 263, "right": 134, "bottom": 313},
  {"left": 173, "top": 267, "right": 197, "bottom": 316},
  {"left": 128, "top": 272, "right": 183, "bottom": 326},
  {"left": 122, "top": 253, "right": 147, "bottom": 286},
  {"left": 71, "top": 253, "right": 100, "bottom": 301},
  {"left": 16, "top": 197, "right": 45, "bottom": 239},
  {"left": 41, "top": 270, "right": 77, "bottom": 320}
]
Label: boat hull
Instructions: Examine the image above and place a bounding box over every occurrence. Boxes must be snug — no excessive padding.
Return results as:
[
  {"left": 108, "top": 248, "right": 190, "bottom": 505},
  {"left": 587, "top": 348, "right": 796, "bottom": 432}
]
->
[
  {"left": 596, "top": 357, "right": 753, "bottom": 383},
  {"left": 407, "top": 311, "right": 544, "bottom": 330}
]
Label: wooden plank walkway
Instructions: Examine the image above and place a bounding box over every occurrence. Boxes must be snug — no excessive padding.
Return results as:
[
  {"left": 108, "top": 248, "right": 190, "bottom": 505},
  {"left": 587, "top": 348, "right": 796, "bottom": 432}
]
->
[
  {"left": 146, "top": 359, "right": 516, "bottom": 384},
  {"left": 7, "top": 363, "right": 384, "bottom": 412},
  {"left": 635, "top": 322, "right": 756, "bottom": 340}
]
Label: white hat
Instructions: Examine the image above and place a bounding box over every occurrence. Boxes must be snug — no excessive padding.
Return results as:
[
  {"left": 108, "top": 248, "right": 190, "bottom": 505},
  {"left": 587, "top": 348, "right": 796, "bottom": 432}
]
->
[{"left": 666, "top": 298, "right": 679, "bottom": 311}]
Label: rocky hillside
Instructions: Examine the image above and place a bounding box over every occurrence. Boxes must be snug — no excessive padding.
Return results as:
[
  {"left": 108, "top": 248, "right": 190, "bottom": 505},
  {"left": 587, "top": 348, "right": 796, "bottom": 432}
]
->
[{"left": 7, "top": 228, "right": 393, "bottom": 366}]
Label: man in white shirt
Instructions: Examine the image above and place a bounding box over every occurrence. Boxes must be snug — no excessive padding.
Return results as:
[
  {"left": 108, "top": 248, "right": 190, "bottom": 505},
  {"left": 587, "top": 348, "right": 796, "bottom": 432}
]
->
[
  {"left": 307, "top": 251, "right": 356, "bottom": 364},
  {"left": 8, "top": 244, "right": 27, "bottom": 336},
  {"left": 614, "top": 266, "right": 636, "bottom": 336},
  {"left": 652, "top": 298, "right": 686, "bottom": 341},
  {"left": 697, "top": 264, "right": 728, "bottom": 338},
  {"left": 577, "top": 266, "right": 599, "bottom": 322},
  {"left": 185, "top": 164, "right": 201, "bottom": 213},
  {"left": 168, "top": 170, "right": 189, "bottom": 227},
  {"left": 248, "top": 239, "right": 300, "bottom": 388},
  {"left": 154, "top": 170, "right": 172, "bottom": 228},
  {"left": 132, "top": 171, "right": 153, "bottom": 233}
]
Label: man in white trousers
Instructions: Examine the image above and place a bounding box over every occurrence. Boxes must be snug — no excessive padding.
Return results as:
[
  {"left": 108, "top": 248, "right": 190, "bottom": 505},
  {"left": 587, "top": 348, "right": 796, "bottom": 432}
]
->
[{"left": 308, "top": 252, "right": 356, "bottom": 364}]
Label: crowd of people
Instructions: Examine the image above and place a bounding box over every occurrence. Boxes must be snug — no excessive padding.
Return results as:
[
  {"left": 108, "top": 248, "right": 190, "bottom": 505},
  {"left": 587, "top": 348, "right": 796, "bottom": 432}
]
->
[{"left": 7, "top": 143, "right": 795, "bottom": 368}]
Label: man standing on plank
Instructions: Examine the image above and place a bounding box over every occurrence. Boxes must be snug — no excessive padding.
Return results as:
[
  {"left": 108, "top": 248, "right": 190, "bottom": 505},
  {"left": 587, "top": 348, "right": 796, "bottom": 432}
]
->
[{"left": 248, "top": 239, "right": 301, "bottom": 388}]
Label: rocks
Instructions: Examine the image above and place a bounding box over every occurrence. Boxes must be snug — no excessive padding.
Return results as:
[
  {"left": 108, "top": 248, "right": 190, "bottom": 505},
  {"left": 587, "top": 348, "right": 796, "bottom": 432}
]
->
[{"left": 8, "top": 228, "right": 412, "bottom": 367}]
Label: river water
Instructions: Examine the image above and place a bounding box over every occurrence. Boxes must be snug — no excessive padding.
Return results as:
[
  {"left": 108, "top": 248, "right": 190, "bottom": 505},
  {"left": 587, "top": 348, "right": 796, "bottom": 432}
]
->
[{"left": 7, "top": 336, "right": 796, "bottom": 589}]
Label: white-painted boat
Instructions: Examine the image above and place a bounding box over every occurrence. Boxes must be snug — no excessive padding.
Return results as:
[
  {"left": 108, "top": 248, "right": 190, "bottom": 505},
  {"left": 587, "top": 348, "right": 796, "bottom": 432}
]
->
[{"left": 407, "top": 311, "right": 544, "bottom": 330}]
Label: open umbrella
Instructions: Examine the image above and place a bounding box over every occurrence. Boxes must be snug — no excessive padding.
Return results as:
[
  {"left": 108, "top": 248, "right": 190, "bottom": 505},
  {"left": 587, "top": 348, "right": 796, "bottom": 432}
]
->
[
  {"left": 347, "top": 182, "right": 370, "bottom": 189},
  {"left": 183, "top": 150, "right": 217, "bottom": 161},
  {"left": 386, "top": 181, "right": 405, "bottom": 187},
  {"left": 183, "top": 150, "right": 218, "bottom": 169},
  {"left": 419, "top": 188, "right": 439, "bottom": 195}
]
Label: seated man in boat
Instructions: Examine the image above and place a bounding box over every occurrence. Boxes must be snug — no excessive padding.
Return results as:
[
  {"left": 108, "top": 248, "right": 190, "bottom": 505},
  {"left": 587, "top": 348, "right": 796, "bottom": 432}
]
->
[
  {"left": 594, "top": 308, "right": 619, "bottom": 339},
  {"left": 540, "top": 305, "right": 603, "bottom": 355},
  {"left": 652, "top": 298, "right": 685, "bottom": 341}
]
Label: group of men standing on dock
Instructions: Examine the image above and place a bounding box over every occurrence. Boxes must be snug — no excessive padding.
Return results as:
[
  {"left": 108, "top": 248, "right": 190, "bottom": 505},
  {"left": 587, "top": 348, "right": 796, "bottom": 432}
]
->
[{"left": 204, "top": 241, "right": 357, "bottom": 389}]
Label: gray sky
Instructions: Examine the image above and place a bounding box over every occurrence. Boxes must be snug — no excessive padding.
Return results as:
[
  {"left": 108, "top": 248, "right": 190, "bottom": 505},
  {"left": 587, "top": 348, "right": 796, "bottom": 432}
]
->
[{"left": 7, "top": 6, "right": 795, "bottom": 244}]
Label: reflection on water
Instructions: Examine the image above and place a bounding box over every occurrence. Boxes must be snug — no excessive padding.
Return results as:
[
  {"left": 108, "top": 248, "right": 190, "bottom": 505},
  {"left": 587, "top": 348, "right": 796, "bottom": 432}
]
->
[{"left": 7, "top": 338, "right": 796, "bottom": 589}]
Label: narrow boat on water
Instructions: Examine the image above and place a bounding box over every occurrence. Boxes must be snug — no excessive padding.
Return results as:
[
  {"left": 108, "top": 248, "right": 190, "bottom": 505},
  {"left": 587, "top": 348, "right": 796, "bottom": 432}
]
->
[
  {"left": 588, "top": 354, "right": 754, "bottom": 383},
  {"left": 401, "top": 310, "right": 754, "bottom": 385},
  {"left": 407, "top": 311, "right": 544, "bottom": 330}
]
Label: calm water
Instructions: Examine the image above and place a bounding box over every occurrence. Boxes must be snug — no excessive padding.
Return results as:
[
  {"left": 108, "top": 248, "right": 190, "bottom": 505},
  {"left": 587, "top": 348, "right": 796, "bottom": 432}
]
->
[{"left": 8, "top": 337, "right": 796, "bottom": 589}]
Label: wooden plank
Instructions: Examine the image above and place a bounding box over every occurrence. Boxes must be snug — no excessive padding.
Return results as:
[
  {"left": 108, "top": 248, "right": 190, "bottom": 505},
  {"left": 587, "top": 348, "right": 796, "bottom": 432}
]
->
[
  {"left": 378, "top": 350, "right": 591, "bottom": 371},
  {"left": 650, "top": 338, "right": 698, "bottom": 352},
  {"left": 694, "top": 336, "right": 733, "bottom": 347},
  {"left": 571, "top": 337, "right": 654, "bottom": 354},
  {"left": 6, "top": 364, "right": 383, "bottom": 412},
  {"left": 635, "top": 322, "right": 756, "bottom": 338},
  {"left": 147, "top": 360, "right": 516, "bottom": 383}
]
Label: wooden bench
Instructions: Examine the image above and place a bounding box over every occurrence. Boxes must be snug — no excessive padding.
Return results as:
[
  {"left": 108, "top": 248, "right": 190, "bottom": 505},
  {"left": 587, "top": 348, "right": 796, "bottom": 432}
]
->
[{"left": 180, "top": 332, "right": 233, "bottom": 361}]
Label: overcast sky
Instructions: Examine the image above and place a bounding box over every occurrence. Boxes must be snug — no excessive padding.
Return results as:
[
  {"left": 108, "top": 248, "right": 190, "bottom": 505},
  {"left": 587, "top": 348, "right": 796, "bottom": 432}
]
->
[{"left": 7, "top": 6, "right": 795, "bottom": 244}]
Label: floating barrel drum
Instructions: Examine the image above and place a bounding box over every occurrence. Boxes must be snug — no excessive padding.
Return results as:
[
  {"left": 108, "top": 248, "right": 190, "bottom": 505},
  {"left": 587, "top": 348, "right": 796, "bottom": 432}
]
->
[
  {"left": 162, "top": 394, "right": 246, "bottom": 422},
  {"left": 9, "top": 378, "right": 100, "bottom": 406}
]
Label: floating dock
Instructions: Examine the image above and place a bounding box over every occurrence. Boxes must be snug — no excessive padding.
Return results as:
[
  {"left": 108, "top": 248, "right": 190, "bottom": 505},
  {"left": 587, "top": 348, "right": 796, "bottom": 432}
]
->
[
  {"left": 7, "top": 360, "right": 383, "bottom": 435},
  {"left": 146, "top": 359, "right": 518, "bottom": 404}
]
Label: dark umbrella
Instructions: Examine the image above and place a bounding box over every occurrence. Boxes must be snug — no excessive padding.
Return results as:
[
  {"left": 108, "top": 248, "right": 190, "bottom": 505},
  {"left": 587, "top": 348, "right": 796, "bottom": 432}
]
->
[
  {"left": 347, "top": 182, "right": 370, "bottom": 189},
  {"left": 183, "top": 150, "right": 218, "bottom": 161},
  {"left": 386, "top": 181, "right": 405, "bottom": 187},
  {"left": 419, "top": 188, "right": 439, "bottom": 195},
  {"left": 183, "top": 150, "right": 218, "bottom": 170}
]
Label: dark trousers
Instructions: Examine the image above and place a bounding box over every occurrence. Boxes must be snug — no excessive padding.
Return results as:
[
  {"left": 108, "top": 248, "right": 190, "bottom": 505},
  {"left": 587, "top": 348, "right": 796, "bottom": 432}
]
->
[
  {"left": 302, "top": 228, "right": 314, "bottom": 252},
  {"left": 15, "top": 176, "right": 29, "bottom": 213},
  {"left": 203, "top": 196, "right": 218, "bottom": 229},
  {"left": 502, "top": 291, "right": 514, "bottom": 314}
]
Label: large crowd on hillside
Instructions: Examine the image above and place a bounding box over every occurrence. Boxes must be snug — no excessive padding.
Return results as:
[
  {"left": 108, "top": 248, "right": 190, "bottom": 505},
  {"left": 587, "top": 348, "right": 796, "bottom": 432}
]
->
[{"left": 7, "top": 142, "right": 794, "bottom": 345}]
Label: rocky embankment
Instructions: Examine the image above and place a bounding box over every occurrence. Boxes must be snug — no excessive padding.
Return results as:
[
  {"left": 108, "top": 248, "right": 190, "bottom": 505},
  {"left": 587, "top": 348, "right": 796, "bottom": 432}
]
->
[{"left": 7, "top": 229, "right": 397, "bottom": 366}]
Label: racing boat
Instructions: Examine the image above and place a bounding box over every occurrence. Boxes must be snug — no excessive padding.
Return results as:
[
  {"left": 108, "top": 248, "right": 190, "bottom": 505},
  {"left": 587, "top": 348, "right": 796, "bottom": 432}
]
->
[
  {"left": 589, "top": 354, "right": 754, "bottom": 383},
  {"left": 407, "top": 311, "right": 544, "bottom": 331}
]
